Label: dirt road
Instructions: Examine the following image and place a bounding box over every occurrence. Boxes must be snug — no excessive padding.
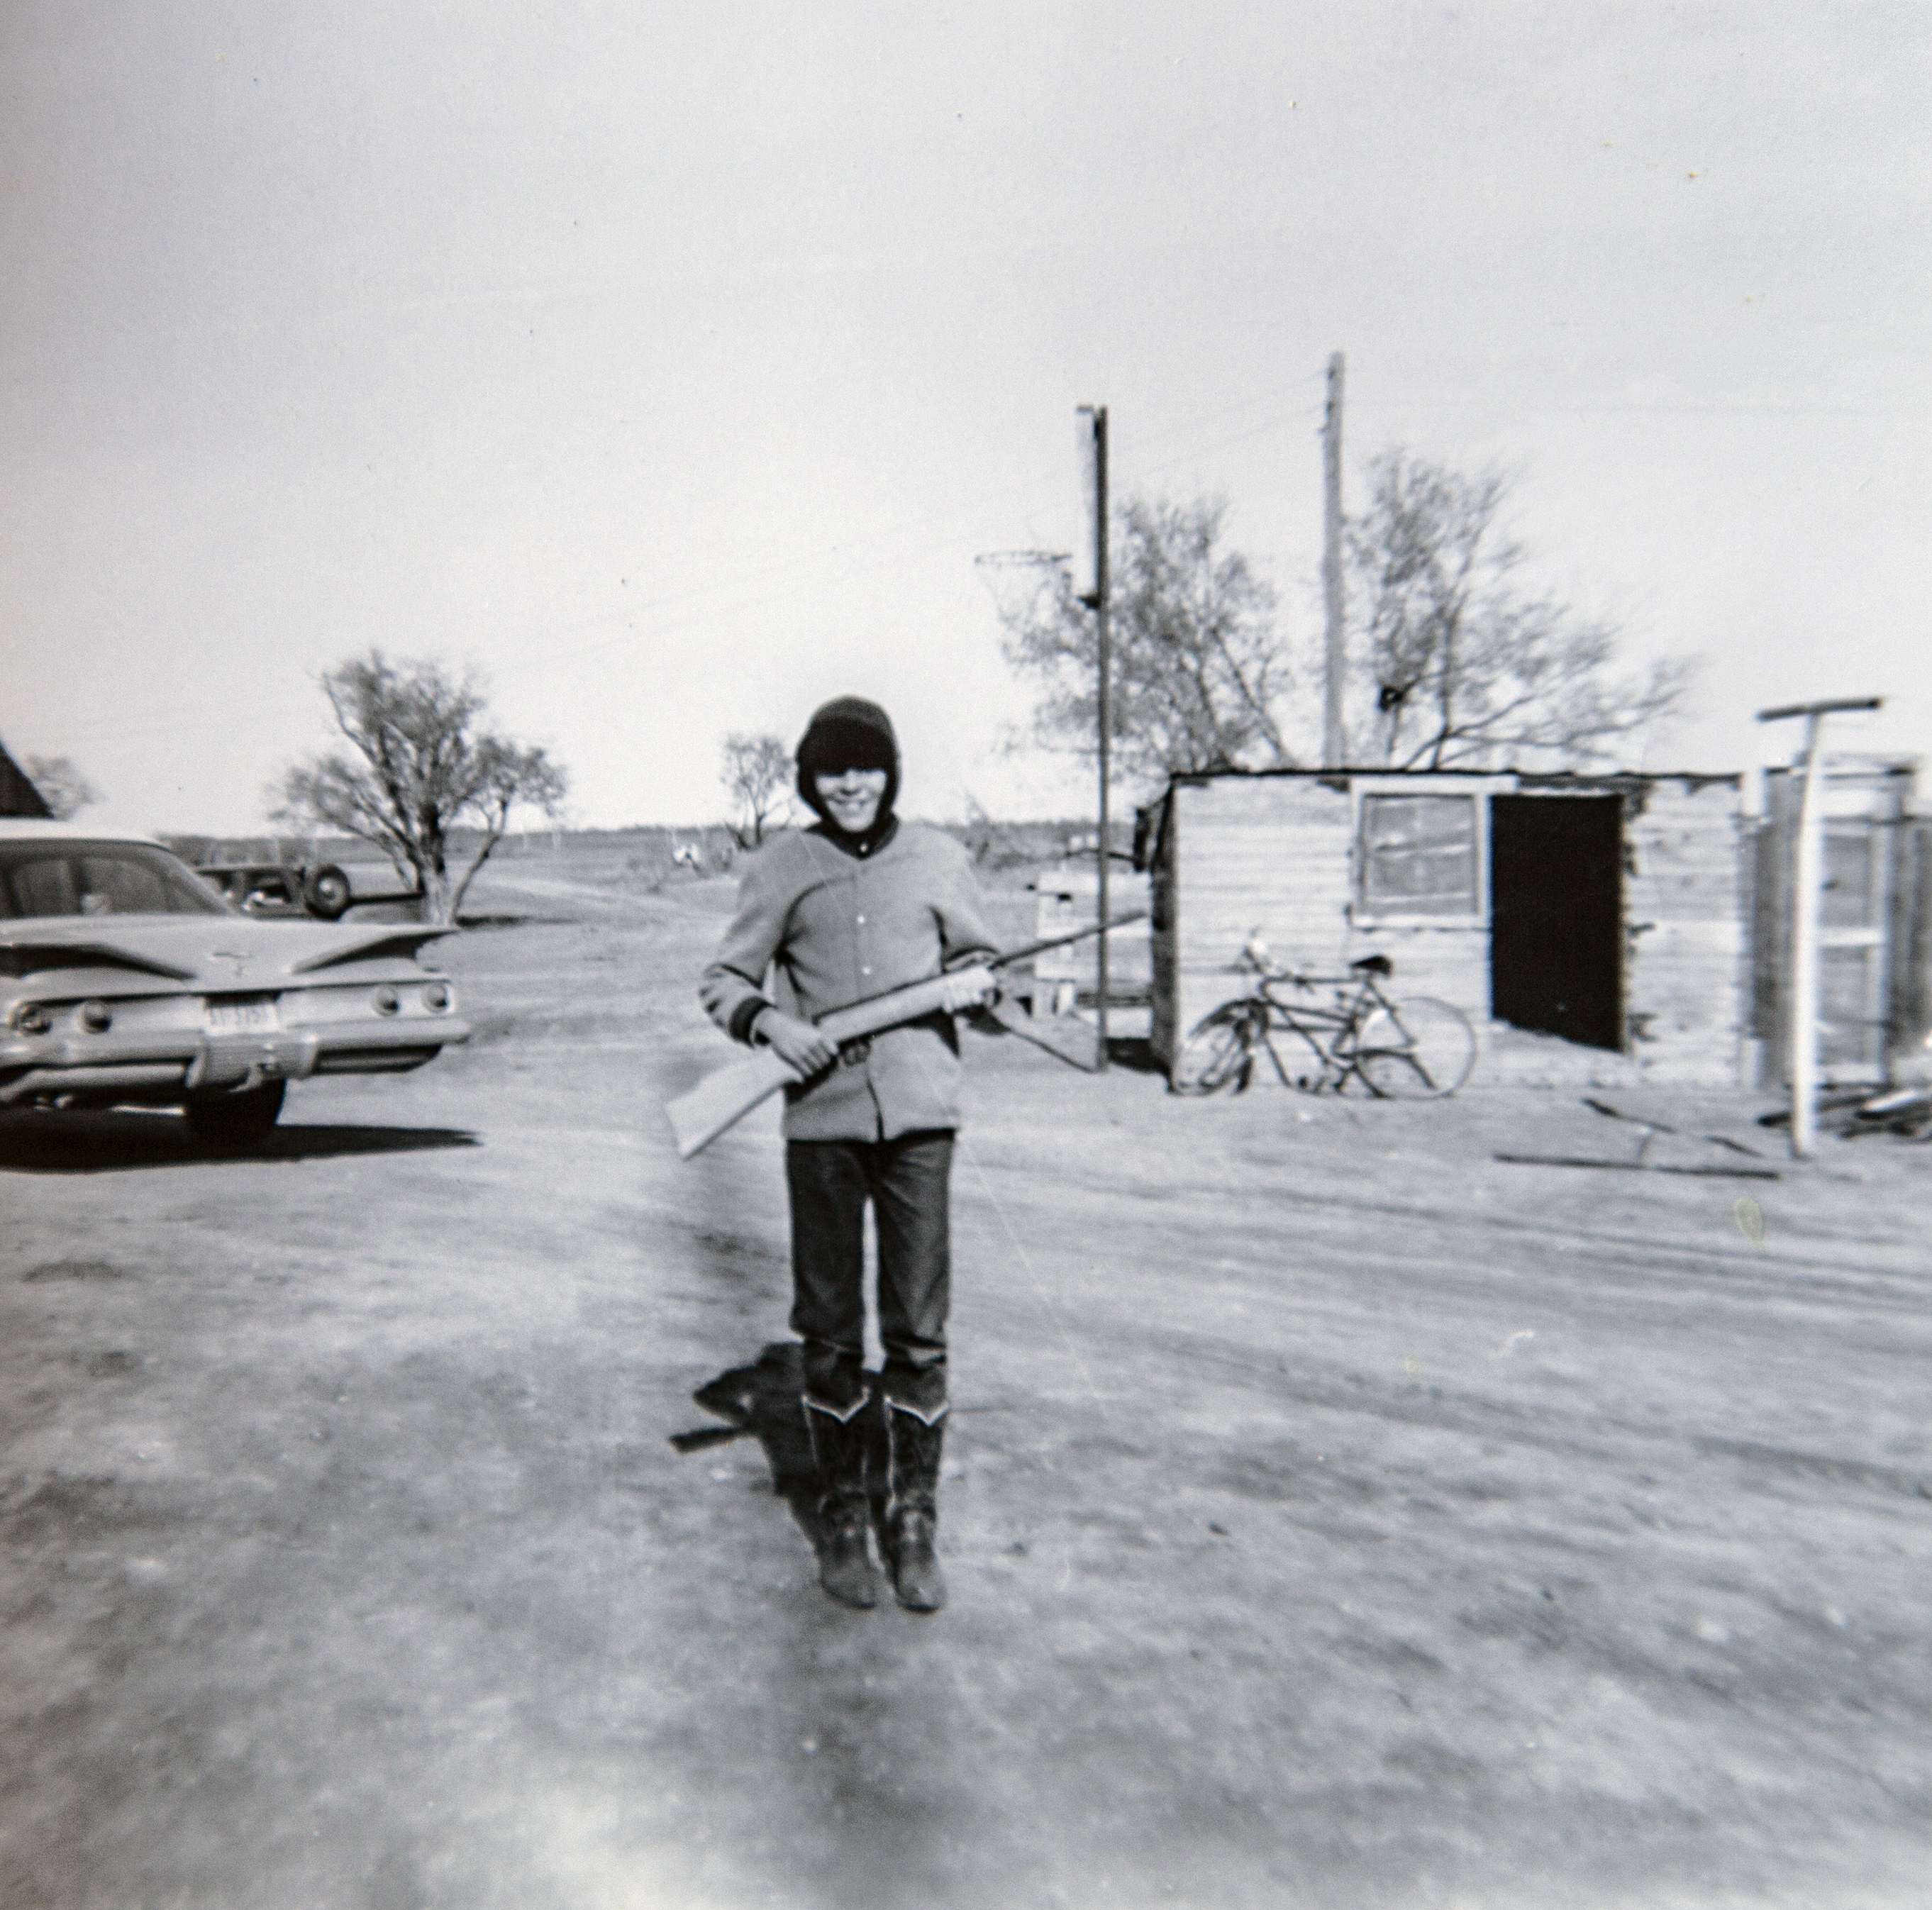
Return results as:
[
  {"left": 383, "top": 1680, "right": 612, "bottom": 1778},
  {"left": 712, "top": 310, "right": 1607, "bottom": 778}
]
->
[{"left": 2, "top": 863, "right": 1927, "bottom": 1909}]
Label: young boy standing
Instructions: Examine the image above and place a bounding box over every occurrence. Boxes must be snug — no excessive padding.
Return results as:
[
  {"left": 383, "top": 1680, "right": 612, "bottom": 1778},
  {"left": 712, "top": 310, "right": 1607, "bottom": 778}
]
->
[{"left": 699, "top": 697, "right": 996, "bottom": 1611}]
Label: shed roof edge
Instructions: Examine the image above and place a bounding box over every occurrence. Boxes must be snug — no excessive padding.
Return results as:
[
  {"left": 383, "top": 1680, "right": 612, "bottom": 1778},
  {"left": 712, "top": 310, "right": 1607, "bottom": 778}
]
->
[{"left": 1162, "top": 765, "right": 1743, "bottom": 794}]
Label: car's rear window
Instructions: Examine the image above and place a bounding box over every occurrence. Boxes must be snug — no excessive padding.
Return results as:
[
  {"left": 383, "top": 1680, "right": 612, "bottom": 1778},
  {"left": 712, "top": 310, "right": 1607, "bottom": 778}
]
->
[{"left": 0, "top": 843, "right": 231, "bottom": 919}]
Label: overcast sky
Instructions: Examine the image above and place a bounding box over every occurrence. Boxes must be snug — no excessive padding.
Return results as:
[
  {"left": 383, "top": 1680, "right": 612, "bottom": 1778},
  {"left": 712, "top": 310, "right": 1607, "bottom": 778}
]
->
[{"left": 4, "top": 2, "right": 1926, "bottom": 833}]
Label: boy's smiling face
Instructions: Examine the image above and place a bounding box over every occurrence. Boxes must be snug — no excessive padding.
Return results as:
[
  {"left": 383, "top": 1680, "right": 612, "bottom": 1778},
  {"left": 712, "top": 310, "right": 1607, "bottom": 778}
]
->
[{"left": 815, "top": 767, "right": 888, "bottom": 835}]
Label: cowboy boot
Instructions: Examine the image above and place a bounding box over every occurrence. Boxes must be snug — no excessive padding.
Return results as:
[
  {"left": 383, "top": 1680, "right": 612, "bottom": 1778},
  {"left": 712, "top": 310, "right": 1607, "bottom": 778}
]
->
[
  {"left": 803, "top": 1394, "right": 879, "bottom": 1609},
  {"left": 884, "top": 1402, "right": 948, "bottom": 1613}
]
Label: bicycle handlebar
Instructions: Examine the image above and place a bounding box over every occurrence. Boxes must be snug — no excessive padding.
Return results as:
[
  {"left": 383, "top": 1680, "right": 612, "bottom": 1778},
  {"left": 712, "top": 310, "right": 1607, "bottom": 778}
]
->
[{"left": 1236, "top": 945, "right": 1379, "bottom": 992}]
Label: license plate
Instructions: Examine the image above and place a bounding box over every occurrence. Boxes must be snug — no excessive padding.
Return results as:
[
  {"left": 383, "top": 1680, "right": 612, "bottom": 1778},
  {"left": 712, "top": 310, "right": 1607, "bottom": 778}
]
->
[{"left": 205, "top": 998, "right": 279, "bottom": 1034}]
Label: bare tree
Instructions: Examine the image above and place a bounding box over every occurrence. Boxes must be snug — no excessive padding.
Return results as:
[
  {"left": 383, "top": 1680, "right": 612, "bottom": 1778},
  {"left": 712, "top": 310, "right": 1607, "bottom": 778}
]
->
[
  {"left": 271, "top": 652, "right": 568, "bottom": 923},
  {"left": 1349, "top": 450, "right": 1692, "bottom": 769},
  {"left": 448, "top": 738, "right": 570, "bottom": 920},
  {"left": 997, "top": 496, "right": 1294, "bottom": 789},
  {"left": 26, "top": 756, "right": 99, "bottom": 821},
  {"left": 721, "top": 733, "right": 794, "bottom": 848}
]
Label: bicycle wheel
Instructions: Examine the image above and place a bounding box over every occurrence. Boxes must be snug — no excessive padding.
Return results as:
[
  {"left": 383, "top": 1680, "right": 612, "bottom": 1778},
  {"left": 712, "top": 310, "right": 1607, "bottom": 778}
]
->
[
  {"left": 1354, "top": 996, "right": 1476, "bottom": 1099},
  {"left": 1172, "top": 1002, "right": 1259, "bottom": 1094}
]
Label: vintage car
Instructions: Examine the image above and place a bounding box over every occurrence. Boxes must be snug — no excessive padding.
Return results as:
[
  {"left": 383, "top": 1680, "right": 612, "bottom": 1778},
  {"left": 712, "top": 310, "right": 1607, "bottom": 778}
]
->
[
  {"left": 195, "top": 860, "right": 356, "bottom": 921},
  {"left": 0, "top": 821, "right": 470, "bottom": 1145}
]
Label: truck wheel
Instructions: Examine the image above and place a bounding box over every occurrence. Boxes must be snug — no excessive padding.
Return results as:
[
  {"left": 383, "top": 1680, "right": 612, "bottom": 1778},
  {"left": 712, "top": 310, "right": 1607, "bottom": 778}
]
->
[
  {"left": 304, "top": 865, "right": 353, "bottom": 920},
  {"left": 184, "top": 1081, "right": 287, "bottom": 1148}
]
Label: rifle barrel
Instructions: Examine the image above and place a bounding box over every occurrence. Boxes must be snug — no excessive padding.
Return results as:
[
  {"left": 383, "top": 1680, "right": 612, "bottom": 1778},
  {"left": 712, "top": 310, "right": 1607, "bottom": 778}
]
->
[
  {"left": 989, "top": 910, "right": 1148, "bottom": 972},
  {"left": 812, "top": 911, "right": 1148, "bottom": 1023}
]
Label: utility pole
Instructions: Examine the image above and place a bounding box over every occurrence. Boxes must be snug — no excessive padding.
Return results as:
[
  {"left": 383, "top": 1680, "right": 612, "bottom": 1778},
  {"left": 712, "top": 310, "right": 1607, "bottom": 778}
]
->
[
  {"left": 1755, "top": 695, "right": 1882, "bottom": 1157},
  {"left": 1321, "top": 351, "right": 1347, "bottom": 769},
  {"left": 1077, "top": 404, "right": 1111, "bottom": 1072}
]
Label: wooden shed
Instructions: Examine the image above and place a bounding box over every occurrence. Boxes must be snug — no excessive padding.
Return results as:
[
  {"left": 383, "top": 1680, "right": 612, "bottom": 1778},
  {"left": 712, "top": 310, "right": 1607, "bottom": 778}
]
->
[{"left": 1139, "top": 769, "right": 1753, "bottom": 1086}]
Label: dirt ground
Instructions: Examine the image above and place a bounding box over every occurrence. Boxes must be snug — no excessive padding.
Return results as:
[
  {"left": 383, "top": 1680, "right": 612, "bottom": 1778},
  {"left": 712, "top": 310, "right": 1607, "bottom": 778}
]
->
[{"left": 2, "top": 849, "right": 1927, "bottom": 1910}]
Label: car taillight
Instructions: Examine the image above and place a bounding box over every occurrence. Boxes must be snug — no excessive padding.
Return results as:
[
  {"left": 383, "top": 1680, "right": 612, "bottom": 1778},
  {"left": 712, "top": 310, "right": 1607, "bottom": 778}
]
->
[
  {"left": 13, "top": 1003, "right": 52, "bottom": 1035},
  {"left": 79, "top": 1000, "right": 113, "bottom": 1033},
  {"left": 421, "top": 983, "right": 451, "bottom": 1013},
  {"left": 372, "top": 986, "right": 400, "bottom": 1015}
]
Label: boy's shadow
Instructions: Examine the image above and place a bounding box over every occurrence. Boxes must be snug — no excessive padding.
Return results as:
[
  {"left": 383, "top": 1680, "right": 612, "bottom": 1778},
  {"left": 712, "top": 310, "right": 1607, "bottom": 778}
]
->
[{"left": 672, "top": 1341, "right": 888, "bottom": 1545}]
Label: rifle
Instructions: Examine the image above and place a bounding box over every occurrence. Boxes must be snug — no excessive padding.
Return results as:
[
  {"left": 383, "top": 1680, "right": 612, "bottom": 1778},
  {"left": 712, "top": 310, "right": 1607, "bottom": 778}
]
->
[{"left": 666, "top": 911, "right": 1148, "bottom": 1159}]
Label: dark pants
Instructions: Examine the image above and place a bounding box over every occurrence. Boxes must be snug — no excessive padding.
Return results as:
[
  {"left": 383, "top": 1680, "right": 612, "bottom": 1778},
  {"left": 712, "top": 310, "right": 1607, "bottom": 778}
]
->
[{"left": 786, "top": 1130, "right": 953, "bottom": 1420}]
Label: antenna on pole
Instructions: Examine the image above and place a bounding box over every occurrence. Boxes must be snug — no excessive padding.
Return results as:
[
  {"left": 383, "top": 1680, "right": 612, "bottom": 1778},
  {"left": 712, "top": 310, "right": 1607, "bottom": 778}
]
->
[{"left": 1755, "top": 696, "right": 1882, "bottom": 1157}]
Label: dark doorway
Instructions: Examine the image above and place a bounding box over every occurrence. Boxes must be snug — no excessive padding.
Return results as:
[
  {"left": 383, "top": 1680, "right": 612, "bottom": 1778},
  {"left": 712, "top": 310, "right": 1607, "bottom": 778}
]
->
[{"left": 1489, "top": 795, "right": 1623, "bottom": 1051}]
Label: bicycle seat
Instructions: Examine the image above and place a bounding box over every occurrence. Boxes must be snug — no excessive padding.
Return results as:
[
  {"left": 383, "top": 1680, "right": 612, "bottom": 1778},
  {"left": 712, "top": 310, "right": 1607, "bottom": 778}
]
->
[{"left": 1349, "top": 954, "right": 1394, "bottom": 977}]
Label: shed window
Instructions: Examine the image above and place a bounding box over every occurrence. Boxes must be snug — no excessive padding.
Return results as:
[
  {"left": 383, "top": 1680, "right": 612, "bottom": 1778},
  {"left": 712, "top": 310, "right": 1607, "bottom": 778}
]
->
[{"left": 1360, "top": 794, "right": 1478, "bottom": 916}]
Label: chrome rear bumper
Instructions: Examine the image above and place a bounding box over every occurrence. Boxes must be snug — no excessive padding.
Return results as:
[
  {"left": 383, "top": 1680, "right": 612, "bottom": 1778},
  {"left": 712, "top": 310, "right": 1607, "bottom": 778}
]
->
[
  {"left": 0, "top": 1062, "right": 189, "bottom": 1105},
  {"left": 0, "top": 1017, "right": 470, "bottom": 1104}
]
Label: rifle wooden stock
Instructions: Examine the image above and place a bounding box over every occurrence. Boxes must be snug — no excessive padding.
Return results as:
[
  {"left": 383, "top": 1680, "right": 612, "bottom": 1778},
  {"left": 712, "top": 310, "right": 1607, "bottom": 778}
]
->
[
  {"left": 667, "top": 910, "right": 1148, "bottom": 1160},
  {"left": 667, "top": 972, "right": 959, "bottom": 1159},
  {"left": 665, "top": 1047, "right": 799, "bottom": 1160}
]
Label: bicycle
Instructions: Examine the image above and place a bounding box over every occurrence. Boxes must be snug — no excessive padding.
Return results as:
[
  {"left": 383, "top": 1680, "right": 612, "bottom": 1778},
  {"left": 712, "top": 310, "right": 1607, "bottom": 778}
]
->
[{"left": 1172, "top": 932, "right": 1477, "bottom": 1100}]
